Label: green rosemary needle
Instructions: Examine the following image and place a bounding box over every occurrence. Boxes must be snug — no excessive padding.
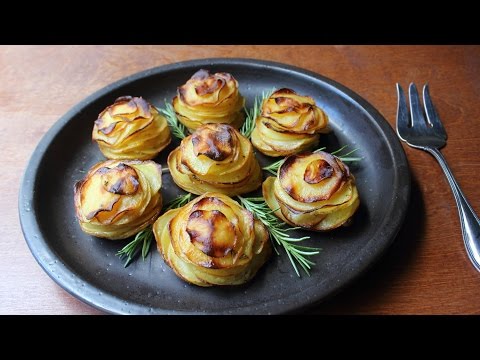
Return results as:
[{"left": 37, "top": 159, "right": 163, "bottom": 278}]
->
[
  {"left": 240, "top": 88, "right": 275, "bottom": 138},
  {"left": 164, "top": 192, "right": 192, "bottom": 212},
  {"left": 237, "top": 196, "right": 320, "bottom": 277},
  {"left": 157, "top": 101, "right": 188, "bottom": 140},
  {"left": 262, "top": 157, "right": 287, "bottom": 176},
  {"left": 317, "top": 145, "right": 363, "bottom": 162},
  {"left": 116, "top": 226, "right": 154, "bottom": 268}
]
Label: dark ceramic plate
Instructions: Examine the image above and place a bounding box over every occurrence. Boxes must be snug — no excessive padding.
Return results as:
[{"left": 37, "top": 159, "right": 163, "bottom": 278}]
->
[{"left": 19, "top": 58, "right": 410, "bottom": 314}]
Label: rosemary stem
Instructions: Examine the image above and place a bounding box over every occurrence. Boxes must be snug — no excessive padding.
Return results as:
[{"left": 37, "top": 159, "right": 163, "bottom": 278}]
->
[{"left": 237, "top": 196, "right": 320, "bottom": 276}]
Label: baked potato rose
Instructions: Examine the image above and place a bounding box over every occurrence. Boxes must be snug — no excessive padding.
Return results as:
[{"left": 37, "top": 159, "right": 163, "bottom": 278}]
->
[
  {"left": 263, "top": 151, "right": 359, "bottom": 231},
  {"left": 153, "top": 193, "right": 271, "bottom": 286},
  {"left": 92, "top": 96, "right": 171, "bottom": 160},
  {"left": 251, "top": 88, "right": 329, "bottom": 157},
  {"left": 74, "top": 159, "right": 163, "bottom": 240},
  {"left": 168, "top": 123, "right": 262, "bottom": 196},
  {"left": 173, "top": 69, "right": 245, "bottom": 131}
]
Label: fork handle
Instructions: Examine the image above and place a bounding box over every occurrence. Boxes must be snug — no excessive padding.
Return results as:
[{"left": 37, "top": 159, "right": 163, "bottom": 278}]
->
[{"left": 426, "top": 147, "right": 480, "bottom": 272}]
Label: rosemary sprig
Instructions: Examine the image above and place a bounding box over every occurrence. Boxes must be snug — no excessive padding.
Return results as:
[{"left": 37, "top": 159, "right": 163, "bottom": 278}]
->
[
  {"left": 116, "top": 226, "right": 154, "bottom": 268},
  {"left": 157, "top": 101, "right": 188, "bottom": 140},
  {"left": 240, "top": 88, "right": 275, "bottom": 138},
  {"left": 262, "top": 158, "right": 286, "bottom": 176},
  {"left": 316, "top": 145, "right": 363, "bottom": 162},
  {"left": 262, "top": 145, "right": 362, "bottom": 175},
  {"left": 116, "top": 192, "right": 193, "bottom": 267},
  {"left": 164, "top": 192, "right": 192, "bottom": 212},
  {"left": 329, "top": 144, "right": 348, "bottom": 155},
  {"left": 237, "top": 196, "right": 320, "bottom": 277}
]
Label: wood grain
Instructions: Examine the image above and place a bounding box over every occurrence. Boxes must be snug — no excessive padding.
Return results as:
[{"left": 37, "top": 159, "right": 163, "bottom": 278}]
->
[{"left": 1, "top": 45, "right": 480, "bottom": 314}]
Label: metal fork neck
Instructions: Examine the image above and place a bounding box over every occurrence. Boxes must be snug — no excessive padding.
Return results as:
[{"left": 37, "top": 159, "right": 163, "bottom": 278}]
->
[{"left": 424, "top": 147, "right": 480, "bottom": 272}]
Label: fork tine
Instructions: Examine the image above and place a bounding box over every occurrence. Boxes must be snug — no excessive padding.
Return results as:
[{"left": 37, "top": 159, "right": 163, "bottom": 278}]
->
[
  {"left": 396, "top": 83, "right": 409, "bottom": 141},
  {"left": 409, "top": 83, "right": 428, "bottom": 128},
  {"left": 423, "top": 84, "right": 447, "bottom": 139}
]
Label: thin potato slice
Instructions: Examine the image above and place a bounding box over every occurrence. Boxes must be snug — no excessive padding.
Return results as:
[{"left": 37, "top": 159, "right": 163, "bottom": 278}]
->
[
  {"left": 168, "top": 124, "right": 262, "bottom": 196},
  {"left": 153, "top": 193, "right": 271, "bottom": 287},
  {"left": 173, "top": 69, "right": 245, "bottom": 131},
  {"left": 263, "top": 152, "right": 359, "bottom": 231},
  {"left": 74, "top": 159, "right": 163, "bottom": 240},
  {"left": 92, "top": 96, "right": 171, "bottom": 160},
  {"left": 251, "top": 88, "right": 329, "bottom": 157}
]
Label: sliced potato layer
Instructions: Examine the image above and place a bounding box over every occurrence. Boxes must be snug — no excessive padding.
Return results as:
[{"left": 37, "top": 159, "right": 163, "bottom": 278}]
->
[
  {"left": 263, "top": 151, "right": 359, "bottom": 231},
  {"left": 173, "top": 69, "right": 245, "bottom": 131},
  {"left": 153, "top": 192, "right": 271, "bottom": 287},
  {"left": 169, "top": 123, "right": 262, "bottom": 196},
  {"left": 74, "top": 159, "right": 163, "bottom": 240},
  {"left": 251, "top": 88, "right": 329, "bottom": 157},
  {"left": 92, "top": 96, "right": 171, "bottom": 160}
]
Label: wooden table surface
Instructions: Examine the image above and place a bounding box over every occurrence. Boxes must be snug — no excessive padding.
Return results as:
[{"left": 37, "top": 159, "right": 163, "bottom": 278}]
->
[{"left": 2, "top": 45, "right": 480, "bottom": 315}]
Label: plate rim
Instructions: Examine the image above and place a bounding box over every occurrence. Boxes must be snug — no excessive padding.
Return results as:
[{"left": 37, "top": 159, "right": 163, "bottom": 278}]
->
[{"left": 19, "top": 58, "right": 411, "bottom": 314}]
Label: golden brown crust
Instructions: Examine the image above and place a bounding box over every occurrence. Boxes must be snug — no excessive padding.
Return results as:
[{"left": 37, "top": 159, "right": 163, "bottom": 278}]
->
[
  {"left": 263, "top": 152, "right": 359, "bottom": 231},
  {"left": 191, "top": 123, "right": 234, "bottom": 161},
  {"left": 74, "top": 159, "right": 163, "bottom": 240},
  {"left": 279, "top": 151, "right": 346, "bottom": 203},
  {"left": 251, "top": 88, "right": 329, "bottom": 157},
  {"left": 168, "top": 123, "right": 262, "bottom": 196},
  {"left": 173, "top": 69, "right": 245, "bottom": 131},
  {"left": 152, "top": 192, "right": 271, "bottom": 286},
  {"left": 92, "top": 96, "right": 171, "bottom": 160}
]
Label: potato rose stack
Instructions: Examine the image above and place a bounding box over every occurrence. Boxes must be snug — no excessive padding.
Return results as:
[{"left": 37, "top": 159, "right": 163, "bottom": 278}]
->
[
  {"left": 263, "top": 151, "right": 359, "bottom": 231},
  {"left": 74, "top": 160, "right": 163, "bottom": 240},
  {"left": 92, "top": 96, "right": 171, "bottom": 160},
  {"left": 251, "top": 88, "right": 329, "bottom": 157},
  {"left": 172, "top": 69, "right": 245, "bottom": 131},
  {"left": 168, "top": 123, "right": 262, "bottom": 196},
  {"left": 153, "top": 193, "right": 271, "bottom": 286}
]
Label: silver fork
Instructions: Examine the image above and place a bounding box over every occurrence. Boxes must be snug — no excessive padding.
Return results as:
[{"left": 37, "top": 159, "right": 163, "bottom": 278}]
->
[{"left": 396, "top": 83, "right": 480, "bottom": 272}]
